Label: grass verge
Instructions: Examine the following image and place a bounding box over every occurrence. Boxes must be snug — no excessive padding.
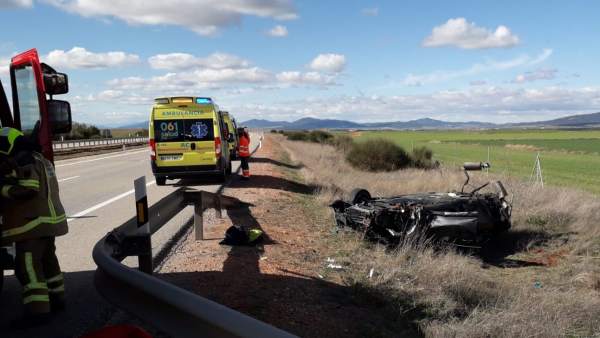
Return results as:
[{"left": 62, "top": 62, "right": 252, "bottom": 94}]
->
[{"left": 275, "top": 135, "right": 600, "bottom": 338}]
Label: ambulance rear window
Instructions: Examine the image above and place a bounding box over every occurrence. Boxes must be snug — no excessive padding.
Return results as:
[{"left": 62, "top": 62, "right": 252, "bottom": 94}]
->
[{"left": 154, "top": 119, "right": 214, "bottom": 142}]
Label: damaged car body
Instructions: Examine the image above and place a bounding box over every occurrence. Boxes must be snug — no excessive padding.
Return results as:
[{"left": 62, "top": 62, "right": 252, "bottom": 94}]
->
[{"left": 331, "top": 162, "right": 512, "bottom": 247}]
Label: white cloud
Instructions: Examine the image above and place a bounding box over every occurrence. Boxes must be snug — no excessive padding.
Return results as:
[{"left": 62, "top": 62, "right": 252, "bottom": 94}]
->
[
  {"left": 276, "top": 71, "right": 335, "bottom": 85},
  {"left": 233, "top": 86, "right": 600, "bottom": 124},
  {"left": 43, "top": 0, "right": 297, "bottom": 36},
  {"left": 403, "top": 49, "right": 552, "bottom": 86},
  {"left": 309, "top": 53, "right": 346, "bottom": 73},
  {"left": 361, "top": 7, "right": 378, "bottom": 16},
  {"left": 148, "top": 52, "right": 250, "bottom": 71},
  {"left": 513, "top": 68, "right": 557, "bottom": 83},
  {"left": 45, "top": 47, "right": 140, "bottom": 69},
  {"left": 470, "top": 80, "right": 487, "bottom": 86},
  {"left": 0, "top": 0, "right": 32, "bottom": 8},
  {"left": 423, "top": 17, "right": 519, "bottom": 49},
  {"left": 267, "top": 25, "right": 288, "bottom": 37}
]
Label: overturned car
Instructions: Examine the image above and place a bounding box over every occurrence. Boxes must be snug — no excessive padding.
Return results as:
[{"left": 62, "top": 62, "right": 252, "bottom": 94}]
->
[{"left": 331, "top": 162, "right": 512, "bottom": 247}]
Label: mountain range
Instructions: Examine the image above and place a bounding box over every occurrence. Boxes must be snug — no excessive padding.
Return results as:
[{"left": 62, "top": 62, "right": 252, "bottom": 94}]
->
[
  {"left": 113, "top": 112, "right": 600, "bottom": 130},
  {"left": 241, "top": 112, "right": 600, "bottom": 130}
]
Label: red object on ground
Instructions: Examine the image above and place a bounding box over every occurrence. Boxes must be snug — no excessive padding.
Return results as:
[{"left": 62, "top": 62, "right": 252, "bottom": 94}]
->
[{"left": 80, "top": 325, "right": 153, "bottom": 338}]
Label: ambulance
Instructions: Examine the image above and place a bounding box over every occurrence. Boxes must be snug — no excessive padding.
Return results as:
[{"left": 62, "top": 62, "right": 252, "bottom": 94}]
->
[{"left": 149, "top": 97, "right": 233, "bottom": 185}]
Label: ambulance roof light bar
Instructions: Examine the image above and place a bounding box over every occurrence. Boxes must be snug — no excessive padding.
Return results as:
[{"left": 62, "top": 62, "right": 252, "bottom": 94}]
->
[
  {"left": 195, "top": 97, "right": 213, "bottom": 104},
  {"left": 154, "top": 97, "right": 170, "bottom": 104}
]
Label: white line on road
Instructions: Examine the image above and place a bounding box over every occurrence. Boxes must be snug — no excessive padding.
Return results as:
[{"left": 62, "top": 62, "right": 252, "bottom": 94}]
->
[
  {"left": 58, "top": 176, "right": 80, "bottom": 183},
  {"left": 67, "top": 180, "right": 156, "bottom": 222},
  {"left": 56, "top": 149, "right": 149, "bottom": 168}
]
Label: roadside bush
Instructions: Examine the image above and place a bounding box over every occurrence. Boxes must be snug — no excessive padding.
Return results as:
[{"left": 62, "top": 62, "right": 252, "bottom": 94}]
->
[
  {"left": 284, "top": 130, "right": 335, "bottom": 144},
  {"left": 307, "top": 130, "right": 334, "bottom": 143},
  {"left": 411, "top": 146, "right": 437, "bottom": 169},
  {"left": 285, "top": 131, "right": 310, "bottom": 141},
  {"left": 330, "top": 135, "right": 354, "bottom": 153},
  {"left": 270, "top": 129, "right": 278, "bottom": 133},
  {"left": 346, "top": 138, "right": 412, "bottom": 172}
]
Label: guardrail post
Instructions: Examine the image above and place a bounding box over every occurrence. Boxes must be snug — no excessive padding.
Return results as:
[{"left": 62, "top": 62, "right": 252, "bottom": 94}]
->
[
  {"left": 194, "top": 193, "right": 204, "bottom": 241},
  {"left": 134, "top": 176, "right": 153, "bottom": 274}
]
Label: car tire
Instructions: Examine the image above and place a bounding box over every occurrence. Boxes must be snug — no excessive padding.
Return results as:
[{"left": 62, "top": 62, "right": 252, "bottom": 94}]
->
[
  {"left": 349, "top": 188, "right": 371, "bottom": 204},
  {"left": 156, "top": 177, "right": 167, "bottom": 186}
]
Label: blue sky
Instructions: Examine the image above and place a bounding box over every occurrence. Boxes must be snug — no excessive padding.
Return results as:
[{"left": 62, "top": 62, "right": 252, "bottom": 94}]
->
[{"left": 1, "top": 0, "right": 600, "bottom": 126}]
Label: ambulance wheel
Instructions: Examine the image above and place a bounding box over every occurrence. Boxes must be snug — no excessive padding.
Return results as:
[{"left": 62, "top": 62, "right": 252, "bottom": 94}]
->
[{"left": 156, "top": 177, "right": 167, "bottom": 186}]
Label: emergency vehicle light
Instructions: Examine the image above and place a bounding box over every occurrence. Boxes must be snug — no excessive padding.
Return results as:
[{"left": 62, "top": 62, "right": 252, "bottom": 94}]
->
[
  {"left": 154, "top": 98, "right": 170, "bottom": 104},
  {"left": 171, "top": 97, "right": 194, "bottom": 103},
  {"left": 195, "top": 97, "right": 213, "bottom": 104}
]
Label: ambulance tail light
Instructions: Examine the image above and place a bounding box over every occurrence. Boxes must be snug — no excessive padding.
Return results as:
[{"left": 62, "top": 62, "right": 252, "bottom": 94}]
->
[
  {"left": 149, "top": 139, "right": 156, "bottom": 161},
  {"left": 215, "top": 137, "right": 222, "bottom": 157}
]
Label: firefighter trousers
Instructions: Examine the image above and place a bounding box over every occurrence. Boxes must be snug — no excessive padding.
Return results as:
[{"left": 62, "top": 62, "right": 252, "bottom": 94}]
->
[
  {"left": 15, "top": 237, "right": 65, "bottom": 315},
  {"left": 240, "top": 156, "right": 250, "bottom": 178}
]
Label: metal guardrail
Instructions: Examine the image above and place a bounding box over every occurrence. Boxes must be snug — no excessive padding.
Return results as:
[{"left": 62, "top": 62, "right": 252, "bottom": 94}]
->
[
  {"left": 53, "top": 137, "right": 148, "bottom": 151},
  {"left": 92, "top": 188, "right": 296, "bottom": 338}
]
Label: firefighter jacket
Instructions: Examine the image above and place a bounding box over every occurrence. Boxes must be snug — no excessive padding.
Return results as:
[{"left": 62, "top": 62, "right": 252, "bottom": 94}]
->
[
  {"left": 239, "top": 134, "right": 250, "bottom": 157},
  {"left": 0, "top": 151, "right": 68, "bottom": 245}
]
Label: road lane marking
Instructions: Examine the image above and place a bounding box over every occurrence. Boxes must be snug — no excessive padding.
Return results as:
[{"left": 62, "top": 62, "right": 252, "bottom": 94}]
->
[
  {"left": 56, "top": 149, "right": 149, "bottom": 168},
  {"left": 58, "top": 176, "right": 80, "bottom": 183},
  {"left": 67, "top": 180, "right": 156, "bottom": 222}
]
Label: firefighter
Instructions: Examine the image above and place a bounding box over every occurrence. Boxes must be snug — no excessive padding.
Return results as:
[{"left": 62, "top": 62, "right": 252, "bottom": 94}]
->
[
  {"left": 0, "top": 127, "right": 68, "bottom": 328},
  {"left": 238, "top": 128, "right": 251, "bottom": 179}
]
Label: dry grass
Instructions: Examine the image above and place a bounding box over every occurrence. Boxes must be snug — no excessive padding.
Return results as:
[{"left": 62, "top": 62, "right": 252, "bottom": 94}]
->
[{"left": 278, "top": 136, "right": 600, "bottom": 338}]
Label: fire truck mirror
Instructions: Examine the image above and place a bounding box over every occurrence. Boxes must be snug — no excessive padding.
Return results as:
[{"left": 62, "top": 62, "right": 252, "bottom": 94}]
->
[
  {"left": 48, "top": 99, "right": 72, "bottom": 134},
  {"left": 44, "top": 72, "right": 69, "bottom": 95}
]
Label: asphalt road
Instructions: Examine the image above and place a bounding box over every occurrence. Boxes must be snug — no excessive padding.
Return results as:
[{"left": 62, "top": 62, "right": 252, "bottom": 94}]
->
[{"left": 0, "top": 137, "right": 259, "bottom": 338}]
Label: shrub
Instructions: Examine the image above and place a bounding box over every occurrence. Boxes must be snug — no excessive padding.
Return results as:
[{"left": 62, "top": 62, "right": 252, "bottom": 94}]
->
[
  {"left": 285, "top": 131, "right": 310, "bottom": 141},
  {"left": 411, "top": 146, "right": 437, "bottom": 169},
  {"left": 330, "top": 135, "right": 354, "bottom": 153},
  {"left": 307, "top": 130, "right": 334, "bottom": 143},
  {"left": 284, "top": 130, "right": 335, "bottom": 144},
  {"left": 270, "top": 129, "right": 278, "bottom": 133},
  {"left": 346, "top": 139, "right": 412, "bottom": 172}
]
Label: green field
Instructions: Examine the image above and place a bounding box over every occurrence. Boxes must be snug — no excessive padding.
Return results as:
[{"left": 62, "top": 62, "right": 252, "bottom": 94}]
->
[{"left": 353, "top": 129, "right": 600, "bottom": 194}]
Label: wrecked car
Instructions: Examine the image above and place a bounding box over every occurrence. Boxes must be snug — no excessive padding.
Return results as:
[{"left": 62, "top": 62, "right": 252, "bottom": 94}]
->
[{"left": 330, "top": 162, "right": 512, "bottom": 247}]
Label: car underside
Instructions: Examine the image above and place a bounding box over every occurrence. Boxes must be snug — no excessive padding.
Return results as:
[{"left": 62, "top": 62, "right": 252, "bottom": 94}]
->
[{"left": 330, "top": 163, "right": 512, "bottom": 248}]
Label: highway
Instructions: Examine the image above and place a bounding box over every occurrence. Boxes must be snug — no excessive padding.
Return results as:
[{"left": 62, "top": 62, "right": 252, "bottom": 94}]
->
[{"left": 0, "top": 141, "right": 255, "bottom": 337}]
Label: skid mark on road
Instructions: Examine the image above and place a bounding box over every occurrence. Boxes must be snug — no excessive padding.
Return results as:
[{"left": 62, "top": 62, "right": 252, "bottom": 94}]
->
[
  {"left": 67, "top": 180, "right": 156, "bottom": 222},
  {"left": 56, "top": 149, "right": 148, "bottom": 168}
]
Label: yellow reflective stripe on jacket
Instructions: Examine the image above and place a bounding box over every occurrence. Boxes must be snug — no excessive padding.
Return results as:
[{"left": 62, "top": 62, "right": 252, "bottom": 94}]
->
[
  {"left": 1, "top": 214, "right": 67, "bottom": 238},
  {"left": 23, "top": 294, "right": 50, "bottom": 304},
  {"left": 1, "top": 185, "right": 11, "bottom": 197},
  {"left": 18, "top": 179, "right": 40, "bottom": 189},
  {"left": 47, "top": 273, "right": 64, "bottom": 283},
  {"left": 23, "top": 282, "right": 48, "bottom": 293},
  {"left": 25, "top": 252, "right": 38, "bottom": 283}
]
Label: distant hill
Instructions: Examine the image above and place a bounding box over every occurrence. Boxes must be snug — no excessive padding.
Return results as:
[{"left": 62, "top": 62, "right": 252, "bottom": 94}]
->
[
  {"left": 242, "top": 112, "right": 600, "bottom": 130},
  {"left": 510, "top": 112, "right": 600, "bottom": 128}
]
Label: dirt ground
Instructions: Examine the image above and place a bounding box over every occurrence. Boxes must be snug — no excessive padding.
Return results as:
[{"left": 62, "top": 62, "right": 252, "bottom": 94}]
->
[{"left": 157, "top": 136, "right": 406, "bottom": 338}]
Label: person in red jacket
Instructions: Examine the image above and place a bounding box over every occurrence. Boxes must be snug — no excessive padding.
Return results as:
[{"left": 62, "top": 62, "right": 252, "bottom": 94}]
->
[{"left": 238, "top": 128, "right": 251, "bottom": 179}]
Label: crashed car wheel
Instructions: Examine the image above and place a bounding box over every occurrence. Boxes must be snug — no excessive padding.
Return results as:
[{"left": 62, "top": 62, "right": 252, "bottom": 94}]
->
[{"left": 349, "top": 188, "right": 371, "bottom": 204}]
